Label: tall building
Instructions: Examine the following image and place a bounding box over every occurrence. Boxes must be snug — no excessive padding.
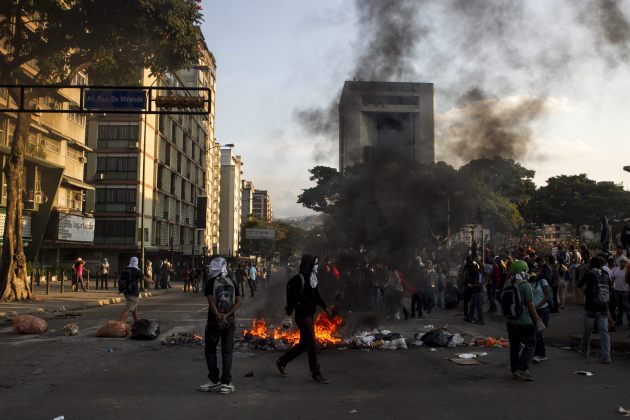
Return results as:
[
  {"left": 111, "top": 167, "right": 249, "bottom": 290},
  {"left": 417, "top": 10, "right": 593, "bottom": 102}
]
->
[
  {"left": 85, "top": 43, "right": 218, "bottom": 272},
  {"left": 241, "top": 180, "right": 255, "bottom": 223},
  {"left": 252, "top": 190, "right": 273, "bottom": 223},
  {"left": 0, "top": 48, "right": 94, "bottom": 266},
  {"left": 338, "top": 81, "right": 434, "bottom": 171},
  {"left": 219, "top": 149, "right": 243, "bottom": 256}
]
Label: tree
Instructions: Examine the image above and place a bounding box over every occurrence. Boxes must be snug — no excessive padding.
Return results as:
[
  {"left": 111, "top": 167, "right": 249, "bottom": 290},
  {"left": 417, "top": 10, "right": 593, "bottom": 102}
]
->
[
  {"left": 0, "top": 0, "right": 203, "bottom": 300},
  {"left": 240, "top": 216, "right": 275, "bottom": 259},
  {"left": 523, "top": 174, "right": 630, "bottom": 233}
]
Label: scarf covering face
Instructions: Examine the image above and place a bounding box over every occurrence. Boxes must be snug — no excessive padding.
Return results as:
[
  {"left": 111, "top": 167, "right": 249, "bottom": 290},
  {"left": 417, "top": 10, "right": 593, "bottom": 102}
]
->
[
  {"left": 127, "top": 256, "right": 139, "bottom": 269},
  {"left": 208, "top": 257, "right": 228, "bottom": 278},
  {"left": 310, "top": 272, "right": 318, "bottom": 288}
]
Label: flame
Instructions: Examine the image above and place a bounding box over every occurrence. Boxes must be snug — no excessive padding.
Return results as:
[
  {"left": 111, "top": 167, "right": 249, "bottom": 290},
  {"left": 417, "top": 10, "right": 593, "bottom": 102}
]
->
[{"left": 243, "top": 312, "right": 344, "bottom": 346}]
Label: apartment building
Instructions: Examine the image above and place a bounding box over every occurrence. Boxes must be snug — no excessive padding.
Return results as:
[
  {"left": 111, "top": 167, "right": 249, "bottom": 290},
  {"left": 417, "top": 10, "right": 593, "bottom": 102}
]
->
[
  {"left": 219, "top": 148, "right": 243, "bottom": 256},
  {"left": 252, "top": 189, "right": 273, "bottom": 223},
  {"left": 241, "top": 180, "right": 255, "bottom": 223},
  {"left": 84, "top": 47, "right": 218, "bottom": 272}
]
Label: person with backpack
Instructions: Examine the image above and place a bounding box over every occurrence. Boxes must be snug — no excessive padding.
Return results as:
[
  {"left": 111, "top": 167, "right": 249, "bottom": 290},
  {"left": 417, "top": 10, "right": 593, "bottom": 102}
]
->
[
  {"left": 118, "top": 256, "right": 147, "bottom": 322},
  {"left": 199, "top": 257, "right": 242, "bottom": 395},
  {"left": 530, "top": 262, "right": 552, "bottom": 363},
  {"left": 501, "top": 260, "right": 545, "bottom": 381},
  {"left": 464, "top": 262, "right": 484, "bottom": 325},
  {"left": 276, "top": 254, "right": 331, "bottom": 384},
  {"left": 577, "top": 256, "right": 613, "bottom": 363}
]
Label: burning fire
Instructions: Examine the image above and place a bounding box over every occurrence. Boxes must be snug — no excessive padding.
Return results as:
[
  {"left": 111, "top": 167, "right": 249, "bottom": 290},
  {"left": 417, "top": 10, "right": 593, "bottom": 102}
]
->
[{"left": 243, "top": 312, "right": 344, "bottom": 346}]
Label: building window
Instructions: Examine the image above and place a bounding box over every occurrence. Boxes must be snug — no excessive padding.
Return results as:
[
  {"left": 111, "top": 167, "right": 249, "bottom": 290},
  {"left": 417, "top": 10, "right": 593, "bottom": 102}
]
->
[
  {"left": 157, "top": 166, "right": 163, "bottom": 189},
  {"left": 171, "top": 124, "right": 177, "bottom": 143},
  {"left": 96, "top": 156, "right": 138, "bottom": 180},
  {"left": 95, "top": 219, "right": 135, "bottom": 245},
  {"left": 177, "top": 152, "right": 182, "bottom": 173},
  {"left": 66, "top": 146, "right": 85, "bottom": 162},
  {"left": 98, "top": 124, "right": 140, "bottom": 148},
  {"left": 165, "top": 142, "right": 171, "bottom": 166},
  {"left": 71, "top": 73, "right": 88, "bottom": 86},
  {"left": 0, "top": 119, "right": 5, "bottom": 146},
  {"left": 159, "top": 114, "right": 167, "bottom": 135},
  {"left": 170, "top": 172, "right": 176, "bottom": 194},
  {"left": 67, "top": 112, "right": 86, "bottom": 127},
  {"left": 95, "top": 188, "right": 137, "bottom": 212}
]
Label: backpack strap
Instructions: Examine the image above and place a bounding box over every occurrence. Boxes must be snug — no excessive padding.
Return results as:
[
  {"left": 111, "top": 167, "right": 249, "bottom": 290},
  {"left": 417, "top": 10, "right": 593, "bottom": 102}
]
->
[{"left": 297, "top": 273, "right": 305, "bottom": 295}]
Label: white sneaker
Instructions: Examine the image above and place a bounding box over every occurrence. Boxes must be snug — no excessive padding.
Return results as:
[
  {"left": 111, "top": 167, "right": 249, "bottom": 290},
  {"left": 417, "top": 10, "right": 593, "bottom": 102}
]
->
[
  {"left": 198, "top": 381, "right": 221, "bottom": 392},
  {"left": 219, "top": 383, "right": 236, "bottom": 394},
  {"left": 532, "top": 356, "right": 541, "bottom": 363}
]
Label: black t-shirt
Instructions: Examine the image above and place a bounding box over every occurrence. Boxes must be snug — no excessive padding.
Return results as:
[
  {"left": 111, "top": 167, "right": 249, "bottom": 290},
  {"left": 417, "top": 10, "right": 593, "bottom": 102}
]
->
[
  {"left": 204, "top": 275, "right": 240, "bottom": 319},
  {"left": 577, "top": 270, "right": 612, "bottom": 312}
]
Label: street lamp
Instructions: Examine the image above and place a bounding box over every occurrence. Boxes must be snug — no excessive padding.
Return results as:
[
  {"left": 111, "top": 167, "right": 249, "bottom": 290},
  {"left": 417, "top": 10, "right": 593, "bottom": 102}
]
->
[{"left": 437, "top": 190, "right": 464, "bottom": 259}]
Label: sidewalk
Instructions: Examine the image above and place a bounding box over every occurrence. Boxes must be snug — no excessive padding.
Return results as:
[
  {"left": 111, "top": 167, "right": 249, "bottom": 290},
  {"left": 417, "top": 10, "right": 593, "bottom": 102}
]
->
[{"left": 0, "top": 283, "right": 180, "bottom": 319}]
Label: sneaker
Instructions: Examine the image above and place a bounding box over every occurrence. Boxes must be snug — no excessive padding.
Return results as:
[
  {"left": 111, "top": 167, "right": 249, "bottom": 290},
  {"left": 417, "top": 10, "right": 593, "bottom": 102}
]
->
[
  {"left": 475, "top": 321, "right": 485, "bottom": 325},
  {"left": 514, "top": 370, "right": 535, "bottom": 381},
  {"left": 219, "top": 383, "right": 236, "bottom": 394},
  {"left": 532, "top": 356, "right": 541, "bottom": 364},
  {"left": 463, "top": 317, "right": 473, "bottom": 323},
  {"left": 276, "top": 359, "right": 287, "bottom": 377},
  {"left": 198, "top": 381, "right": 222, "bottom": 392},
  {"left": 512, "top": 372, "right": 519, "bottom": 380},
  {"left": 312, "top": 374, "right": 330, "bottom": 384},
  {"left": 601, "top": 358, "right": 612, "bottom": 364}
]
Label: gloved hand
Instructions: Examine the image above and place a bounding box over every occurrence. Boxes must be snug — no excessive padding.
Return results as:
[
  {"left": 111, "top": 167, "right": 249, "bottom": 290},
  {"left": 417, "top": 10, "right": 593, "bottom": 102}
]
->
[
  {"left": 281, "top": 316, "right": 292, "bottom": 329},
  {"left": 536, "top": 319, "right": 546, "bottom": 333}
]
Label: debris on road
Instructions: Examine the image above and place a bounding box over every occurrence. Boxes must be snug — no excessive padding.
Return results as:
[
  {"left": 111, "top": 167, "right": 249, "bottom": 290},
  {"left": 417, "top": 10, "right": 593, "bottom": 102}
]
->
[
  {"left": 12, "top": 314, "right": 48, "bottom": 334},
  {"left": 350, "top": 409, "right": 358, "bottom": 414},
  {"left": 242, "top": 313, "right": 344, "bottom": 348},
  {"left": 619, "top": 406, "right": 630, "bottom": 417},
  {"left": 456, "top": 352, "right": 487, "bottom": 359},
  {"left": 345, "top": 330, "right": 407, "bottom": 350},
  {"left": 160, "top": 332, "right": 204, "bottom": 346},
  {"left": 96, "top": 321, "right": 131, "bottom": 338},
  {"left": 474, "top": 337, "right": 509, "bottom": 348},
  {"left": 63, "top": 323, "right": 79, "bottom": 336},
  {"left": 449, "top": 358, "right": 480, "bottom": 366},
  {"left": 244, "top": 371, "right": 254, "bottom": 377},
  {"left": 417, "top": 328, "right": 465, "bottom": 348},
  {"left": 575, "top": 371, "right": 594, "bottom": 376},
  {"left": 131, "top": 319, "right": 160, "bottom": 340}
]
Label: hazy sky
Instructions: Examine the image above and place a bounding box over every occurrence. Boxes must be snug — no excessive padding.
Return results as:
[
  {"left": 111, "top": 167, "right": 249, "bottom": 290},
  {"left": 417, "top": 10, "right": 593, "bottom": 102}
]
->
[{"left": 201, "top": 0, "right": 630, "bottom": 218}]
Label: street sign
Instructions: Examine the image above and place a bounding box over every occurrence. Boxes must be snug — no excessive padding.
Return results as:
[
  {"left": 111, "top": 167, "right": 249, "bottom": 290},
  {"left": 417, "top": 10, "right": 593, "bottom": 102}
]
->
[
  {"left": 245, "top": 228, "right": 275, "bottom": 240},
  {"left": 84, "top": 89, "right": 147, "bottom": 111}
]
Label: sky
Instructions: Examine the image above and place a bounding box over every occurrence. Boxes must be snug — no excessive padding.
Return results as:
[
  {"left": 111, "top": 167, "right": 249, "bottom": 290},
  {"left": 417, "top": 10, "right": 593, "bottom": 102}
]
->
[{"left": 201, "top": 0, "right": 630, "bottom": 218}]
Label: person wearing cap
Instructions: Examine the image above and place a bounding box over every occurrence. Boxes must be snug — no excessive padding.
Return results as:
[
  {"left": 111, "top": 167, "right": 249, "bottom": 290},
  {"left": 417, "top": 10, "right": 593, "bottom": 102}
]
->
[
  {"left": 503, "top": 260, "right": 545, "bottom": 381},
  {"left": 611, "top": 256, "right": 630, "bottom": 327},
  {"left": 118, "top": 257, "right": 148, "bottom": 322}
]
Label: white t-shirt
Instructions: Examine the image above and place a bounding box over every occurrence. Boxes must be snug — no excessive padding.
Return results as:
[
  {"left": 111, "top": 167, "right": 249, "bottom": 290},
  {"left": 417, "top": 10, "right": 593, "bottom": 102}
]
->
[{"left": 612, "top": 267, "right": 629, "bottom": 292}]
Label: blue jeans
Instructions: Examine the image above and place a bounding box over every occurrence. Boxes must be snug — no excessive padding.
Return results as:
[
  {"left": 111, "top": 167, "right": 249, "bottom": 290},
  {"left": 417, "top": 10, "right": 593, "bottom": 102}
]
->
[
  {"left": 581, "top": 311, "right": 611, "bottom": 361},
  {"left": 534, "top": 307, "right": 550, "bottom": 357},
  {"left": 487, "top": 282, "right": 497, "bottom": 312},
  {"left": 467, "top": 292, "right": 484, "bottom": 322},
  {"left": 613, "top": 291, "right": 630, "bottom": 325},
  {"left": 368, "top": 287, "right": 381, "bottom": 311}
]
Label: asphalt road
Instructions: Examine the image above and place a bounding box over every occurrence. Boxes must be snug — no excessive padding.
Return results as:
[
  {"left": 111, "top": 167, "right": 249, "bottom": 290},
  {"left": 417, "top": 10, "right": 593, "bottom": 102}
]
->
[{"left": 1, "top": 285, "right": 629, "bottom": 420}]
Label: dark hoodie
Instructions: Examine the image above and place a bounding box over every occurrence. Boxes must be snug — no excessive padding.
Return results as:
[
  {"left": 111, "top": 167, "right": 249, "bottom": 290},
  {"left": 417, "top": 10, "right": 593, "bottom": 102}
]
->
[
  {"left": 285, "top": 254, "right": 327, "bottom": 319},
  {"left": 600, "top": 216, "right": 612, "bottom": 251}
]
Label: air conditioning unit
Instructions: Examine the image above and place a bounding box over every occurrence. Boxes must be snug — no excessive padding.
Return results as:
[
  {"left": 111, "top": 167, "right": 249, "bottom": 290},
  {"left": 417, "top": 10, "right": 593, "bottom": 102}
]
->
[
  {"left": 97, "top": 173, "right": 105, "bottom": 180},
  {"left": 78, "top": 156, "right": 86, "bottom": 163},
  {"left": 133, "top": 141, "right": 140, "bottom": 148}
]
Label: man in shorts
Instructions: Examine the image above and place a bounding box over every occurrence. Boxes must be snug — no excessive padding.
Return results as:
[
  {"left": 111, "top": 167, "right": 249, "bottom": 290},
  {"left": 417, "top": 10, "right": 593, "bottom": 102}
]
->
[{"left": 119, "top": 257, "right": 147, "bottom": 322}]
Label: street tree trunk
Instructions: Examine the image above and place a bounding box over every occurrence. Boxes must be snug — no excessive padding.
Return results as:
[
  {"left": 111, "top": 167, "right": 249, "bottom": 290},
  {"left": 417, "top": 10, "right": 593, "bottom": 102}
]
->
[{"left": 0, "top": 108, "right": 32, "bottom": 301}]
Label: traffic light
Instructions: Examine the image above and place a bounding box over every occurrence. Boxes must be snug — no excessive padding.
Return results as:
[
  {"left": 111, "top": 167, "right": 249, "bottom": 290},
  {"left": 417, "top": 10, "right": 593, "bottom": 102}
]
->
[{"left": 155, "top": 95, "right": 205, "bottom": 108}]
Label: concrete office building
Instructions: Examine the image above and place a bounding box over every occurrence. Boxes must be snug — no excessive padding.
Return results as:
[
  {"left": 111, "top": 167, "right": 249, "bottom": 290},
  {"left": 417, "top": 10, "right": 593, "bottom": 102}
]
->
[
  {"left": 85, "top": 42, "right": 218, "bottom": 273},
  {"left": 338, "top": 81, "right": 434, "bottom": 171},
  {"left": 252, "top": 190, "right": 272, "bottom": 223},
  {"left": 241, "top": 180, "right": 255, "bottom": 223},
  {"left": 219, "top": 148, "right": 243, "bottom": 256}
]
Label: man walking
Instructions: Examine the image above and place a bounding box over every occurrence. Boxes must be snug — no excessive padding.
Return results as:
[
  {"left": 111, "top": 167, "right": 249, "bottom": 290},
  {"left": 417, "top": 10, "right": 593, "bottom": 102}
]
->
[
  {"left": 612, "top": 256, "right": 630, "bottom": 327},
  {"left": 199, "top": 257, "right": 242, "bottom": 394},
  {"left": 118, "top": 257, "right": 147, "bottom": 322},
  {"left": 247, "top": 263, "right": 257, "bottom": 298},
  {"left": 277, "top": 254, "right": 331, "bottom": 384},
  {"left": 502, "top": 260, "right": 545, "bottom": 381},
  {"left": 577, "top": 256, "right": 613, "bottom": 363},
  {"left": 96, "top": 257, "right": 109, "bottom": 290}
]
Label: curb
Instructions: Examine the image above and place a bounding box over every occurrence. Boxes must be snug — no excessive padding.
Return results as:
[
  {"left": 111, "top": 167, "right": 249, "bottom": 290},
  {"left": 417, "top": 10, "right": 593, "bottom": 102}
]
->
[{"left": 0, "top": 289, "right": 172, "bottom": 320}]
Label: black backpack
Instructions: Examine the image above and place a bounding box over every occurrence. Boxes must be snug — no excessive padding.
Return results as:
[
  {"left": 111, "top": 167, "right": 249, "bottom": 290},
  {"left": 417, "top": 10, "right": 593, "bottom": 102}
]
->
[
  {"left": 500, "top": 277, "right": 525, "bottom": 320},
  {"left": 592, "top": 270, "right": 611, "bottom": 306},
  {"left": 118, "top": 269, "right": 131, "bottom": 293}
]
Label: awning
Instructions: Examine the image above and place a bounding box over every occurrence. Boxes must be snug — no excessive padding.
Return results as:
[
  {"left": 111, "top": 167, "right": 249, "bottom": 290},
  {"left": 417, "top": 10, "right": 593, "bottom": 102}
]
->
[{"left": 62, "top": 175, "right": 95, "bottom": 191}]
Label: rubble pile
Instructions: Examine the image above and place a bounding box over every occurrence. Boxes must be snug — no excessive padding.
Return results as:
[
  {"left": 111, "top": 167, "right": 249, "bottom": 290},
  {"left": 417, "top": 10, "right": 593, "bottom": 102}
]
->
[
  {"left": 344, "top": 330, "right": 408, "bottom": 350},
  {"left": 160, "top": 332, "right": 204, "bottom": 346},
  {"left": 413, "top": 327, "right": 465, "bottom": 348}
]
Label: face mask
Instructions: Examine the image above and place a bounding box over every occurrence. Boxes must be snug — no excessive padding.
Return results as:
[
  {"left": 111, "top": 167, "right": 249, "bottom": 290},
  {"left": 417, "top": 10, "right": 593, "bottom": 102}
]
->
[{"left": 313, "top": 264, "right": 319, "bottom": 274}]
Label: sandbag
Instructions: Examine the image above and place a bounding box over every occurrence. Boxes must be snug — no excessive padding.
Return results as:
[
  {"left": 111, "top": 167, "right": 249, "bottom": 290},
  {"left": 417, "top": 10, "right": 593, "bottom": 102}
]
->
[
  {"left": 12, "top": 315, "right": 48, "bottom": 334},
  {"left": 63, "top": 322, "right": 79, "bottom": 336},
  {"left": 96, "top": 320, "right": 131, "bottom": 338},
  {"left": 131, "top": 319, "right": 160, "bottom": 340}
]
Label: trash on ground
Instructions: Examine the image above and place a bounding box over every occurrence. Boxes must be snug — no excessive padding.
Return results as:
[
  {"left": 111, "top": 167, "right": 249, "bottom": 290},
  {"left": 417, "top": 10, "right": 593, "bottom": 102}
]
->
[
  {"left": 244, "top": 371, "right": 254, "bottom": 377},
  {"left": 456, "top": 352, "right": 487, "bottom": 359},
  {"left": 619, "top": 406, "right": 630, "bottom": 416},
  {"left": 53, "top": 416, "right": 65, "bottom": 420},
  {"left": 12, "top": 314, "right": 48, "bottom": 334},
  {"left": 560, "top": 346, "right": 572, "bottom": 350},
  {"left": 422, "top": 325, "right": 435, "bottom": 330},
  {"left": 420, "top": 328, "right": 465, "bottom": 348},
  {"left": 575, "top": 371, "right": 594, "bottom": 376},
  {"left": 350, "top": 409, "right": 358, "bottom": 414},
  {"left": 96, "top": 321, "right": 131, "bottom": 338},
  {"left": 430, "top": 348, "right": 437, "bottom": 352},
  {"left": 474, "top": 337, "right": 509, "bottom": 348},
  {"left": 345, "top": 330, "right": 407, "bottom": 350},
  {"left": 449, "top": 358, "right": 480, "bottom": 365},
  {"left": 160, "top": 332, "right": 204, "bottom": 346},
  {"left": 106, "top": 348, "right": 114, "bottom": 353},
  {"left": 63, "top": 322, "right": 79, "bottom": 336},
  {"left": 131, "top": 319, "right": 160, "bottom": 340}
]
